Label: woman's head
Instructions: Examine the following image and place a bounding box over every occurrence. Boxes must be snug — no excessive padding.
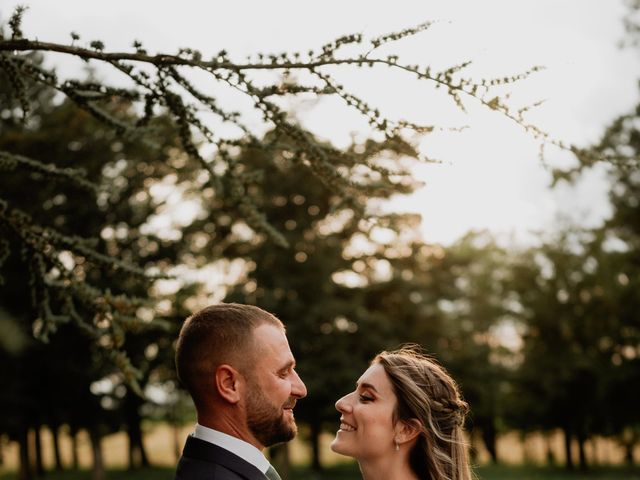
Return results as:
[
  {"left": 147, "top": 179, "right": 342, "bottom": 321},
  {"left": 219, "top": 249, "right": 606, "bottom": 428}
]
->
[
  {"left": 375, "top": 346, "right": 471, "bottom": 479},
  {"left": 331, "top": 345, "right": 471, "bottom": 480}
]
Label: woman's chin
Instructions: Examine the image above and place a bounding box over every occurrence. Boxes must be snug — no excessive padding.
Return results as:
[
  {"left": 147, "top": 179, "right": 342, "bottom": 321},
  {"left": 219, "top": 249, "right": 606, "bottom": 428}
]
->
[{"left": 329, "top": 436, "right": 348, "bottom": 455}]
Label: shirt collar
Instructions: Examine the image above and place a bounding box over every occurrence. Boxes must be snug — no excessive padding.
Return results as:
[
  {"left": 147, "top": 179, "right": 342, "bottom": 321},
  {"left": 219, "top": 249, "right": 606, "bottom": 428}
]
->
[{"left": 193, "top": 423, "right": 270, "bottom": 474}]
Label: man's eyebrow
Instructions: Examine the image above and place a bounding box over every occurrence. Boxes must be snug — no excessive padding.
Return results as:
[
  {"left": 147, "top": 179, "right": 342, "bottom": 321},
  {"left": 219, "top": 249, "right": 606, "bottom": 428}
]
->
[
  {"left": 278, "top": 360, "right": 295, "bottom": 371},
  {"left": 357, "top": 382, "right": 379, "bottom": 393}
]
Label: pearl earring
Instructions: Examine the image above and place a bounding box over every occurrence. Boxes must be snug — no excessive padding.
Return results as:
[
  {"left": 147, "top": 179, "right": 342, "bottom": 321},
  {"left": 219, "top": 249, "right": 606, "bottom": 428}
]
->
[{"left": 395, "top": 441, "right": 400, "bottom": 451}]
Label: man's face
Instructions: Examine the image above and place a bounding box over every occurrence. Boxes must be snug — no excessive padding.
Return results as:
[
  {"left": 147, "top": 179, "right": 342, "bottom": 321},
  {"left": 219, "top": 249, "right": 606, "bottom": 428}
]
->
[{"left": 243, "top": 323, "right": 307, "bottom": 448}]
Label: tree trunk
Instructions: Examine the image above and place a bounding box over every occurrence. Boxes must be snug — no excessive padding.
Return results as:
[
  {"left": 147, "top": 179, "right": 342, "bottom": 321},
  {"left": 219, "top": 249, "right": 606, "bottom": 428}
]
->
[
  {"left": 88, "top": 427, "right": 105, "bottom": 480},
  {"left": 521, "top": 431, "right": 532, "bottom": 464},
  {"left": 481, "top": 421, "right": 498, "bottom": 463},
  {"left": 545, "top": 431, "right": 556, "bottom": 466},
  {"left": 624, "top": 442, "right": 635, "bottom": 465},
  {"left": 126, "top": 417, "right": 138, "bottom": 472},
  {"left": 468, "top": 427, "right": 478, "bottom": 462},
  {"left": 70, "top": 429, "right": 79, "bottom": 470},
  {"left": 34, "top": 426, "right": 45, "bottom": 477},
  {"left": 590, "top": 437, "right": 598, "bottom": 467},
  {"left": 125, "top": 390, "right": 150, "bottom": 469},
  {"left": 577, "top": 431, "right": 588, "bottom": 471},
  {"left": 18, "top": 427, "right": 33, "bottom": 480},
  {"left": 173, "top": 420, "right": 181, "bottom": 462},
  {"left": 52, "top": 425, "right": 63, "bottom": 471},
  {"left": 310, "top": 420, "right": 323, "bottom": 471},
  {"left": 563, "top": 426, "right": 574, "bottom": 470}
]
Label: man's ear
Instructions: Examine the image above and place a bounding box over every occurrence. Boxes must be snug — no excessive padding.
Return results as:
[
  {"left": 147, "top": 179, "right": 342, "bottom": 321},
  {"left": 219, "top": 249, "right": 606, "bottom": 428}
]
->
[
  {"left": 395, "top": 418, "right": 423, "bottom": 445},
  {"left": 215, "top": 364, "right": 242, "bottom": 404}
]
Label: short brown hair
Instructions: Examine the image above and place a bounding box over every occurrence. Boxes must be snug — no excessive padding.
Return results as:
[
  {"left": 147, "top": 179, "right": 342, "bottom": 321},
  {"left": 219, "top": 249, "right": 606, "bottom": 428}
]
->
[{"left": 175, "top": 303, "right": 283, "bottom": 408}]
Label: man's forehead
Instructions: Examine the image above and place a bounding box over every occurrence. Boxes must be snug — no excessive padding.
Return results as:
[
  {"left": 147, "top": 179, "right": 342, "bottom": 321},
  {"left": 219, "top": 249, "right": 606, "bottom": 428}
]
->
[{"left": 252, "top": 323, "right": 292, "bottom": 357}]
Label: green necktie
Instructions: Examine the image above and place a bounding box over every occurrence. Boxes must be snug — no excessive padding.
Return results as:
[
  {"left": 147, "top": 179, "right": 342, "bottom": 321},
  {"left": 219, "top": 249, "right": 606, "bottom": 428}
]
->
[{"left": 265, "top": 465, "right": 282, "bottom": 480}]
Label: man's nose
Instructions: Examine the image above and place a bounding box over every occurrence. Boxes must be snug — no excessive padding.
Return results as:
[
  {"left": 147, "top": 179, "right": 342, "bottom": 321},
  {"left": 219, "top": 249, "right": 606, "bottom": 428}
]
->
[{"left": 291, "top": 369, "right": 307, "bottom": 399}]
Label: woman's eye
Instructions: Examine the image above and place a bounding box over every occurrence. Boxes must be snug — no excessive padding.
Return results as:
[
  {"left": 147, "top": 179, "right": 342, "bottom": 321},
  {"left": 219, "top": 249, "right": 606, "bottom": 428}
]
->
[{"left": 359, "top": 394, "right": 374, "bottom": 402}]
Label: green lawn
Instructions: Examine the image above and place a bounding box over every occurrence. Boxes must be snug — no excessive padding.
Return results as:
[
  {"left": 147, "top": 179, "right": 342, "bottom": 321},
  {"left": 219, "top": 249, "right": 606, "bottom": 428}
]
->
[
  {"left": 473, "top": 465, "right": 640, "bottom": 480},
  {"left": 1, "top": 464, "right": 639, "bottom": 480}
]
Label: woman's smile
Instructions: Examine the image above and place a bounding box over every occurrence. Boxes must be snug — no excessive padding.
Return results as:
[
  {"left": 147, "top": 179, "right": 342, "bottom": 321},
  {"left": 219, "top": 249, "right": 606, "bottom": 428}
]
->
[{"left": 339, "top": 418, "right": 357, "bottom": 432}]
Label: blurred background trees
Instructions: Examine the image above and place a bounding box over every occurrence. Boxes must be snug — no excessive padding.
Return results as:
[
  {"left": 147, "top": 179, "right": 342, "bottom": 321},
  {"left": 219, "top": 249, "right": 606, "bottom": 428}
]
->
[{"left": 1, "top": 3, "right": 640, "bottom": 479}]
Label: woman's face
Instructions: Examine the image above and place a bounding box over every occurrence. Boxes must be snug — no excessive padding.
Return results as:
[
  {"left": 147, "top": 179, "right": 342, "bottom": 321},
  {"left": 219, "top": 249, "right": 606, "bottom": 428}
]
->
[{"left": 330, "top": 362, "right": 399, "bottom": 460}]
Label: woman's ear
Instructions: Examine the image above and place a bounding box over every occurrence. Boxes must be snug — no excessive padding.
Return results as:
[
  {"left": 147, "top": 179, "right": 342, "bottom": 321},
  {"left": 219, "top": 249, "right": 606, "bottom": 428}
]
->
[
  {"left": 395, "top": 418, "right": 423, "bottom": 445},
  {"left": 215, "top": 364, "right": 242, "bottom": 404}
]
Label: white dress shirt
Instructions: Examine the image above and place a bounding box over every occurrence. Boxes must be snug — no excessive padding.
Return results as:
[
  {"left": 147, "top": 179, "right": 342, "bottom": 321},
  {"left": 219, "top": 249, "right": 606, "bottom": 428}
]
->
[{"left": 193, "top": 423, "right": 270, "bottom": 474}]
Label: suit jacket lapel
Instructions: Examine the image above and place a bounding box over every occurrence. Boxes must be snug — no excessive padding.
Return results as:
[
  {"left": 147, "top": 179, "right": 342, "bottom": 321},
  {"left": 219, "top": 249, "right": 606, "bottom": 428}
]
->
[{"left": 182, "top": 435, "right": 267, "bottom": 480}]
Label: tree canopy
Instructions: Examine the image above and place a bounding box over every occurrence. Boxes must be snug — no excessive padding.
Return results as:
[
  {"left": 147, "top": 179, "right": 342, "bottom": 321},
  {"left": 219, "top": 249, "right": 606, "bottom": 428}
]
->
[{"left": 0, "top": 6, "right": 583, "bottom": 376}]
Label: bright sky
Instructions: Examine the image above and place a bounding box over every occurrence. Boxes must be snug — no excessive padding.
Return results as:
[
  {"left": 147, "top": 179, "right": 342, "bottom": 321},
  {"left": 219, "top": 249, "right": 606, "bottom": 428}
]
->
[{"left": 3, "top": 0, "right": 639, "bottom": 245}]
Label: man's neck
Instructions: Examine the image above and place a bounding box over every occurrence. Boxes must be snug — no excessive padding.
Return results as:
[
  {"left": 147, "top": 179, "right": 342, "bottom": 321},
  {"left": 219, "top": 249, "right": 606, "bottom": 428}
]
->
[{"left": 197, "top": 412, "right": 264, "bottom": 450}]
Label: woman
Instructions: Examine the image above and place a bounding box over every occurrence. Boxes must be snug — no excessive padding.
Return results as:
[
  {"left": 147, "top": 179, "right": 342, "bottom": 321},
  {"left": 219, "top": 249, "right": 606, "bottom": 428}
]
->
[{"left": 331, "top": 345, "right": 471, "bottom": 480}]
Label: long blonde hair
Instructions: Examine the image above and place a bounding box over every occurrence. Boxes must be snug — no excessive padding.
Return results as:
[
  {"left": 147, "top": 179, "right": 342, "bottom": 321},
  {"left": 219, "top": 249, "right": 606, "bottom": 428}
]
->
[{"left": 374, "top": 346, "right": 472, "bottom": 480}]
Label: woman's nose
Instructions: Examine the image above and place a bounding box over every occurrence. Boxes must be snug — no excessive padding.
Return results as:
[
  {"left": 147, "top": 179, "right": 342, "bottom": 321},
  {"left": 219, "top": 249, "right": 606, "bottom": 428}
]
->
[{"left": 335, "top": 392, "right": 353, "bottom": 412}]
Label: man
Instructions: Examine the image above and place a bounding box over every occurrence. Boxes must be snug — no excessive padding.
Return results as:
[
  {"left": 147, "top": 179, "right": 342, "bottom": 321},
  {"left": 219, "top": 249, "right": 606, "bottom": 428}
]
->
[{"left": 174, "top": 303, "right": 307, "bottom": 480}]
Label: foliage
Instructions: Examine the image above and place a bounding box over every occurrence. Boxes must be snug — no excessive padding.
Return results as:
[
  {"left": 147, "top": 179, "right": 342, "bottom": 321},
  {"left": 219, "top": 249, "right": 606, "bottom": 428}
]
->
[
  {"left": 542, "top": 3, "right": 640, "bottom": 459},
  {"left": 0, "top": 5, "right": 594, "bottom": 376},
  {"left": 583, "top": 81, "right": 640, "bottom": 456},
  {"left": 0, "top": 50, "right": 199, "bottom": 478},
  {"left": 0, "top": 53, "right": 181, "bottom": 390}
]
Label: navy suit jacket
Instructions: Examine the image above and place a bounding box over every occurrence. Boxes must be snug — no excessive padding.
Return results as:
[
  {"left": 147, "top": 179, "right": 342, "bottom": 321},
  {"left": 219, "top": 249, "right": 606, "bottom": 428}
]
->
[{"left": 175, "top": 435, "right": 268, "bottom": 480}]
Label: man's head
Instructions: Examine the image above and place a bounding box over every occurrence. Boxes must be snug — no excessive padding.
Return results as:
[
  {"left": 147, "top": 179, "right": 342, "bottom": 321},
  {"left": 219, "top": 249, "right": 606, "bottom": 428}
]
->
[{"left": 175, "top": 303, "right": 307, "bottom": 449}]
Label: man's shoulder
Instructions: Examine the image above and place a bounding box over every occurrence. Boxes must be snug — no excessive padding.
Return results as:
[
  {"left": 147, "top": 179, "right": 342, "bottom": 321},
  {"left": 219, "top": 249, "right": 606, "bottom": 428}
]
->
[
  {"left": 174, "top": 436, "right": 266, "bottom": 480},
  {"left": 175, "top": 455, "right": 245, "bottom": 480}
]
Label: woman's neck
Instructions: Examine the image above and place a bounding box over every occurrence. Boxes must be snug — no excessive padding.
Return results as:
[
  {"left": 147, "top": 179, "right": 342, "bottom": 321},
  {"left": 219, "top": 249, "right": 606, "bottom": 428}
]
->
[{"left": 358, "top": 454, "right": 418, "bottom": 480}]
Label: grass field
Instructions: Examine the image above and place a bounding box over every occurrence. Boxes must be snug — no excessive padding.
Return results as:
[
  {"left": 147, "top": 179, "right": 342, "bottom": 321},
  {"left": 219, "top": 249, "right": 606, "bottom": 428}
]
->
[{"left": 1, "top": 464, "right": 639, "bottom": 480}]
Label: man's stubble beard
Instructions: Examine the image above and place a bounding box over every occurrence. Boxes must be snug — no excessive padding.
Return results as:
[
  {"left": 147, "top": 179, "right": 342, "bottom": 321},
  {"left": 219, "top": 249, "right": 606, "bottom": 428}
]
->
[{"left": 245, "top": 384, "right": 297, "bottom": 447}]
